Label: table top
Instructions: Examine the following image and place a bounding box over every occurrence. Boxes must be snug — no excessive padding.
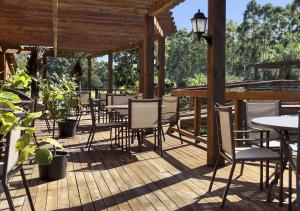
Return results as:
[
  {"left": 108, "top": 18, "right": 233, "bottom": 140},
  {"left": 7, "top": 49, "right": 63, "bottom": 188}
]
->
[
  {"left": 105, "top": 105, "right": 128, "bottom": 109},
  {"left": 251, "top": 115, "right": 298, "bottom": 131}
]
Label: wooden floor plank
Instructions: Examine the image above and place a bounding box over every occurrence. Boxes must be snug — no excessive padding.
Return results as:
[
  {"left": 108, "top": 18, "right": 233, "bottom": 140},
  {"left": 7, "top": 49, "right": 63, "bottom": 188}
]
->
[{"left": 4, "top": 117, "right": 293, "bottom": 211}]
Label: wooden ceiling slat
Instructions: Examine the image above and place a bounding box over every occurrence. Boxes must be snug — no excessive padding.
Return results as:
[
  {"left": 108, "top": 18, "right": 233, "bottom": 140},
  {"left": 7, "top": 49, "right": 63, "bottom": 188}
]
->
[{"left": 0, "top": 0, "right": 182, "bottom": 54}]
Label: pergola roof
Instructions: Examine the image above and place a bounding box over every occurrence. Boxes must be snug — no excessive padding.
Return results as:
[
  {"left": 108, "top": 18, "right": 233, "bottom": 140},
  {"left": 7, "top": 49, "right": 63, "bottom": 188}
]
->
[{"left": 0, "top": 0, "right": 183, "bottom": 56}]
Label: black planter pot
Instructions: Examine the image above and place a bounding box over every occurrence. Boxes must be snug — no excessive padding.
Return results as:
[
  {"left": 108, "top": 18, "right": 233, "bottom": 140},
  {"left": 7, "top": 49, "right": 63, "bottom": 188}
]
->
[
  {"left": 57, "top": 119, "right": 77, "bottom": 138},
  {"left": 39, "top": 151, "right": 68, "bottom": 181}
]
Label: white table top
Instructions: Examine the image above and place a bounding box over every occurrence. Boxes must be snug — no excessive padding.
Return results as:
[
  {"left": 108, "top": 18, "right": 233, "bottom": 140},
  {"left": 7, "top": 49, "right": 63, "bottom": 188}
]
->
[
  {"left": 105, "top": 105, "right": 128, "bottom": 109},
  {"left": 251, "top": 115, "right": 298, "bottom": 131}
]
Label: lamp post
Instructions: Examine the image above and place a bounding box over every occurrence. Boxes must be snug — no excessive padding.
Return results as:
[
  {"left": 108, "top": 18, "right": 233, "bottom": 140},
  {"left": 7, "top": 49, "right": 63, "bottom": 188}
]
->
[{"left": 191, "top": 10, "right": 212, "bottom": 43}]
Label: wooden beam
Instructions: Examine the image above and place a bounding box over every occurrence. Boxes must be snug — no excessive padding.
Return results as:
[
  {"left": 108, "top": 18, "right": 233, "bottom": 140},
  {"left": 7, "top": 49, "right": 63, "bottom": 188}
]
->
[
  {"left": 87, "top": 58, "right": 92, "bottom": 91},
  {"left": 138, "top": 45, "right": 144, "bottom": 94},
  {"left": 143, "top": 15, "right": 155, "bottom": 98},
  {"left": 0, "top": 52, "right": 6, "bottom": 80},
  {"left": 157, "top": 36, "right": 166, "bottom": 97},
  {"left": 148, "top": 0, "right": 177, "bottom": 16},
  {"left": 52, "top": 0, "right": 58, "bottom": 57},
  {"left": 207, "top": 0, "right": 226, "bottom": 166},
  {"left": 154, "top": 17, "right": 164, "bottom": 37},
  {"left": 108, "top": 52, "right": 113, "bottom": 94}
]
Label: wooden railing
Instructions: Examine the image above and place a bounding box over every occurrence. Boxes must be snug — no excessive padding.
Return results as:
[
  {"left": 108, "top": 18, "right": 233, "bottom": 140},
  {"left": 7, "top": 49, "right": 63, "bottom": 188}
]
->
[{"left": 170, "top": 80, "right": 300, "bottom": 143}]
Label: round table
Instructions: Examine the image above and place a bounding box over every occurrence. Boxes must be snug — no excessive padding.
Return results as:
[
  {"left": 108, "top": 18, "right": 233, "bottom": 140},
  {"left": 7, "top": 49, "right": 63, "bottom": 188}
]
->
[
  {"left": 252, "top": 115, "right": 298, "bottom": 132},
  {"left": 251, "top": 115, "right": 298, "bottom": 206}
]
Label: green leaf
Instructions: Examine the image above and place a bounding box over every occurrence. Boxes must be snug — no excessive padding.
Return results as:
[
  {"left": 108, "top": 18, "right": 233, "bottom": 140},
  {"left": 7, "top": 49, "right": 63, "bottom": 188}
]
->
[
  {"left": 16, "top": 133, "right": 32, "bottom": 151},
  {"left": 15, "top": 126, "right": 36, "bottom": 134},
  {"left": 17, "top": 144, "right": 36, "bottom": 164},
  {"left": 0, "top": 91, "right": 21, "bottom": 103},
  {"left": 39, "top": 137, "right": 63, "bottom": 149},
  {"left": 23, "top": 111, "right": 42, "bottom": 126}
]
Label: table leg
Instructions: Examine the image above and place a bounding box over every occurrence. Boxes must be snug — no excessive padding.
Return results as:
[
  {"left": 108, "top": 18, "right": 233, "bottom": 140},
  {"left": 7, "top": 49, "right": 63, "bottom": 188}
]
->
[{"left": 267, "top": 130, "right": 289, "bottom": 206}]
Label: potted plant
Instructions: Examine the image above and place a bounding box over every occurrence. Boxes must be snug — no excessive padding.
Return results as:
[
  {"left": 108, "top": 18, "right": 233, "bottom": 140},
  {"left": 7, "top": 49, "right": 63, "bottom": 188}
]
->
[
  {"left": 39, "top": 73, "right": 78, "bottom": 138},
  {"left": 0, "top": 87, "right": 64, "bottom": 180}
]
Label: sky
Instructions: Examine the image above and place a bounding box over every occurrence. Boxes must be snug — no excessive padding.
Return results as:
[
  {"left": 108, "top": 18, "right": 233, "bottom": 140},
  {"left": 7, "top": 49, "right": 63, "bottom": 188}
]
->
[{"left": 172, "top": 0, "right": 293, "bottom": 30}]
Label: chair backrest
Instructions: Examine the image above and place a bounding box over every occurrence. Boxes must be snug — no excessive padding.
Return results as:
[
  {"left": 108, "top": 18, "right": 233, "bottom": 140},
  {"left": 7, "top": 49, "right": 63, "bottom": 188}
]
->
[
  {"left": 112, "top": 95, "right": 136, "bottom": 116},
  {"left": 106, "top": 94, "right": 125, "bottom": 112},
  {"left": 162, "top": 96, "right": 179, "bottom": 123},
  {"left": 128, "top": 99, "right": 161, "bottom": 129},
  {"left": 246, "top": 100, "right": 280, "bottom": 139},
  {"left": 77, "top": 91, "right": 91, "bottom": 106},
  {"left": 215, "top": 105, "right": 235, "bottom": 160},
  {"left": 2, "top": 127, "right": 22, "bottom": 178},
  {"left": 112, "top": 95, "right": 135, "bottom": 105}
]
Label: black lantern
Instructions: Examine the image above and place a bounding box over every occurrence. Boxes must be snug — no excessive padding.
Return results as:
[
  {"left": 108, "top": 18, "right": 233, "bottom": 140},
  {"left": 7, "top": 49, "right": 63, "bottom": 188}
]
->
[{"left": 191, "top": 10, "right": 211, "bottom": 43}]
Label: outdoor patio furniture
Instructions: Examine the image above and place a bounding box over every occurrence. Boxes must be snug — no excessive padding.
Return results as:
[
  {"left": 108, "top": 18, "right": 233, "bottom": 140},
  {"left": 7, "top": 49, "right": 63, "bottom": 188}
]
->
[
  {"left": 209, "top": 105, "right": 281, "bottom": 209},
  {"left": 288, "top": 113, "right": 300, "bottom": 211},
  {"left": 161, "top": 96, "right": 183, "bottom": 144},
  {"left": 76, "top": 91, "right": 91, "bottom": 126},
  {"left": 86, "top": 98, "right": 122, "bottom": 152},
  {"left": 128, "top": 99, "right": 162, "bottom": 157},
  {"left": 244, "top": 100, "right": 281, "bottom": 189},
  {"left": 0, "top": 129, "right": 35, "bottom": 211}
]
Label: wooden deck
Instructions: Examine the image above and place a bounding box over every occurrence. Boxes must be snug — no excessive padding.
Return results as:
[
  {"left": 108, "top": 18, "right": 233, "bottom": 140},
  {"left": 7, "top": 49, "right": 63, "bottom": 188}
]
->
[{"left": 0, "top": 116, "right": 295, "bottom": 211}]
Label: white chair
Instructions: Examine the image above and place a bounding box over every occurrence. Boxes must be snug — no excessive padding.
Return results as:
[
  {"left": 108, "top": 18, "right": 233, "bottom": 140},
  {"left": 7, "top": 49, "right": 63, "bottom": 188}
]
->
[
  {"left": 245, "top": 100, "right": 281, "bottom": 189},
  {"left": 0, "top": 128, "right": 35, "bottom": 211},
  {"left": 209, "top": 105, "right": 281, "bottom": 209},
  {"left": 76, "top": 91, "right": 91, "bottom": 126},
  {"left": 161, "top": 96, "right": 182, "bottom": 143},
  {"left": 288, "top": 112, "right": 300, "bottom": 211},
  {"left": 128, "top": 99, "right": 162, "bottom": 157},
  {"left": 86, "top": 98, "right": 122, "bottom": 151}
]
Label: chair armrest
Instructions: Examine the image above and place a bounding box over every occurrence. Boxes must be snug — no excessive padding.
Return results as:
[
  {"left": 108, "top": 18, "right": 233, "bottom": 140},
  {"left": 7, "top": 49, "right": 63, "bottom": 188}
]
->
[{"left": 234, "top": 138, "right": 257, "bottom": 142}]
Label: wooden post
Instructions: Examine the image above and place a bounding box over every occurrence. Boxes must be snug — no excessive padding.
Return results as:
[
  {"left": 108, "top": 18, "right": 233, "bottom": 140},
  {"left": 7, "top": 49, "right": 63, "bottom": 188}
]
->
[
  {"left": 254, "top": 67, "right": 258, "bottom": 80},
  {"left": 108, "top": 52, "right": 113, "bottom": 94},
  {"left": 0, "top": 52, "right": 6, "bottom": 80},
  {"left": 143, "top": 15, "right": 155, "bottom": 99},
  {"left": 158, "top": 36, "right": 166, "bottom": 98},
  {"left": 42, "top": 54, "right": 48, "bottom": 79},
  {"left": 207, "top": 0, "right": 226, "bottom": 166},
  {"left": 87, "top": 58, "right": 92, "bottom": 91},
  {"left": 234, "top": 99, "right": 245, "bottom": 146},
  {"left": 194, "top": 97, "right": 201, "bottom": 142},
  {"left": 138, "top": 46, "right": 144, "bottom": 94}
]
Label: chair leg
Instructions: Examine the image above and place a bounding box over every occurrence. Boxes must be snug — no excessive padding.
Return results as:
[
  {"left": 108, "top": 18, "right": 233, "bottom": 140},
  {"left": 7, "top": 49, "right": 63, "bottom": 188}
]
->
[
  {"left": 161, "top": 127, "right": 166, "bottom": 142},
  {"left": 176, "top": 123, "right": 183, "bottom": 144},
  {"left": 77, "top": 110, "right": 83, "bottom": 128},
  {"left": 88, "top": 129, "right": 96, "bottom": 151},
  {"left": 289, "top": 164, "right": 292, "bottom": 211},
  {"left": 260, "top": 161, "right": 264, "bottom": 191},
  {"left": 154, "top": 129, "right": 157, "bottom": 150},
  {"left": 20, "top": 167, "right": 35, "bottom": 211},
  {"left": 297, "top": 171, "right": 300, "bottom": 211},
  {"left": 2, "top": 181, "right": 15, "bottom": 211},
  {"left": 239, "top": 162, "right": 244, "bottom": 177},
  {"left": 86, "top": 127, "right": 94, "bottom": 148},
  {"left": 159, "top": 128, "right": 163, "bottom": 157},
  {"left": 266, "top": 160, "right": 269, "bottom": 189},
  {"left": 209, "top": 154, "right": 220, "bottom": 192},
  {"left": 221, "top": 162, "right": 236, "bottom": 209}
]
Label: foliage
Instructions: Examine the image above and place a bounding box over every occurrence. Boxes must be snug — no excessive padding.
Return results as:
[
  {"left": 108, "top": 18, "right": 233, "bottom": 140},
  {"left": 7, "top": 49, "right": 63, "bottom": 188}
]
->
[
  {"left": 186, "top": 73, "right": 207, "bottom": 86},
  {"left": 39, "top": 73, "right": 78, "bottom": 121},
  {"left": 0, "top": 80, "right": 62, "bottom": 165},
  {"left": 4, "top": 68, "right": 32, "bottom": 90},
  {"left": 113, "top": 49, "right": 139, "bottom": 89}
]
